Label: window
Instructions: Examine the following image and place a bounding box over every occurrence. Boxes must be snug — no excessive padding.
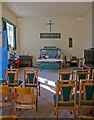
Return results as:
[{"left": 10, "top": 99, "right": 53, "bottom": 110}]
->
[
  {"left": 6, "top": 23, "right": 14, "bottom": 48},
  {"left": 2, "top": 17, "right": 16, "bottom": 50}
]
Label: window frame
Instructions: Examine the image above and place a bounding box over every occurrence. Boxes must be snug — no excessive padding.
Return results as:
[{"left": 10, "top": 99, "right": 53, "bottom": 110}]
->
[{"left": 2, "top": 17, "right": 17, "bottom": 50}]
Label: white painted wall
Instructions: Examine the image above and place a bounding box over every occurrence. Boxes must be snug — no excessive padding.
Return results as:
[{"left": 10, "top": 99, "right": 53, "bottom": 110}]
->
[
  {"left": 83, "top": 10, "right": 92, "bottom": 50},
  {"left": 19, "top": 16, "right": 88, "bottom": 64}
]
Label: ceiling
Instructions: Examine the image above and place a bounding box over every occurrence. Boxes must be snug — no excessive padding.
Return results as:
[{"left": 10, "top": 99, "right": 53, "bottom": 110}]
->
[{"left": 3, "top": 2, "right": 92, "bottom": 18}]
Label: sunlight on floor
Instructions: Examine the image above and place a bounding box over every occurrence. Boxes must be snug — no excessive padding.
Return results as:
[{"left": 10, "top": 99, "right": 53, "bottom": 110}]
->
[
  {"left": 38, "top": 77, "right": 55, "bottom": 87},
  {"left": 38, "top": 77, "right": 56, "bottom": 93},
  {"left": 40, "top": 84, "right": 55, "bottom": 93}
]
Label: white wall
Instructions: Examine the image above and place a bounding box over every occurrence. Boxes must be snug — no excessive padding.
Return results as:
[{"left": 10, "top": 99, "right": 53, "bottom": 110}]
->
[
  {"left": 19, "top": 16, "right": 87, "bottom": 64},
  {"left": 83, "top": 10, "right": 92, "bottom": 50}
]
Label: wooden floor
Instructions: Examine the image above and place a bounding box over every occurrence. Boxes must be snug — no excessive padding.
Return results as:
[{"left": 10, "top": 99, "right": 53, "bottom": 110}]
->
[{"left": 1, "top": 67, "right": 94, "bottom": 119}]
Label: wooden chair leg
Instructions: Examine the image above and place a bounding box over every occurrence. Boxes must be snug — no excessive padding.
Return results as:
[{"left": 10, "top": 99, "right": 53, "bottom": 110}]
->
[
  {"left": 9, "top": 105, "right": 12, "bottom": 115},
  {"left": 70, "top": 109, "right": 73, "bottom": 114},
  {"left": 33, "top": 108, "right": 35, "bottom": 120},
  {"left": 39, "top": 85, "right": 40, "bottom": 96},
  {"left": 56, "top": 109, "right": 58, "bottom": 120},
  {"left": 53, "top": 104, "right": 56, "bottom": 115},
  {"left": 54, "top": 108, "right": 56, "bottom": 115},
  {"left": 36, "top": 88, "right": 38, "bottom": 100},
  {"left": 14, "top": 104, "right": 16, "bottom": 115},
  {"left": 74, "top": 108, "right": 76, "bottom": 118},
  {"left": 36, "top": 98, "right": 38, "bottom": 111},
  {"left": 89, "top": 108, "right": 93, "bottom": 114},
  {"left": 78, "top": 107, "right": 80, "bottom": 116}
]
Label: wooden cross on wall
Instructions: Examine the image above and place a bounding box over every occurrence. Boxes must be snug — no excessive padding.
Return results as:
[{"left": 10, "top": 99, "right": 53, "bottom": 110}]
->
[{"left": 47, "top": 20, "right": 54, "bottom": 33}]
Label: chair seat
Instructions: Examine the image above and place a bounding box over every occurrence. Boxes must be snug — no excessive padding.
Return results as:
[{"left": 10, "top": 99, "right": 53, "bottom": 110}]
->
[
  {"left": 81, "top": 102, "right": 94, "bottom": 106},
  {"left": 53, "top": 94, "right": 74, "bottom": 107},
  {"left": 72, "top": 93, "right": 94, "bottom": 106},
  {"left": 8, "top": 80, "right": 22, "bottom": 87},
  {"left": 26, "top": 81, "right": 40, "bottom": 86}
]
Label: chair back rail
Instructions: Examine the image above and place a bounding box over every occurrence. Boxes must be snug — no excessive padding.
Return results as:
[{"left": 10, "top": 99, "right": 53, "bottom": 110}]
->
[
  {"left": 58, "top": 69, "right": 73, "bottom": 80},
  {"left": 4, "top": 68, "right": 18, "bottom": 84},
  {"left": 76, "top": 70, "right": 90, "bottom": 81}
]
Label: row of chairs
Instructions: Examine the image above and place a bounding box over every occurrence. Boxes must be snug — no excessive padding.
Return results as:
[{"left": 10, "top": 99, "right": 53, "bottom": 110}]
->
[
  {"left": 1, "top": 68, "right": 94, "bottom": 118},
  {"left": 0, "top": 68, "right": 41, "bottom": 117},
  {"left": 53, "top": 68, "right": 94, "bottom": 119},
  {"left": 53, "top": 79, "right": 94, "bottom": 119},
  {"left": 58, "top": 69, "right": 90, "bottom": 81},
  {"left": 4, "top": 68, "right": 41, "bottom": 98}
]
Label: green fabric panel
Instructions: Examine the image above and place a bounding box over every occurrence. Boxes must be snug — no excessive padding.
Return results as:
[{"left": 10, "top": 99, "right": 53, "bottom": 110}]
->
[
  {"left": 53, "top": 94, "right": 62, "bottom": 104},
  {"left": 79, "top": 74, "right": 86, "bottom": 79},
  {"left": 28, "top": 74, "right": 34, "bottom": 84},
  {"left": 85, "top": 86, "right": 94, "bottom": 100},
  {"left": 62, "top": 87, "right": 72, "bottom": 101},
  {"left": 53, "top": 94, "right": 74, "bottom": 106},
  {"left": 61, "top": 74, "right": 70, "bottom": 80},
  {"left": 59, "top": 103, "right": 74, "bottom": 107},
  {"left": 81, "top": 102, "right": 94, "bottom": 106},
  {"left": 8, "top": 73, "right": 15, "bottom": 83}
]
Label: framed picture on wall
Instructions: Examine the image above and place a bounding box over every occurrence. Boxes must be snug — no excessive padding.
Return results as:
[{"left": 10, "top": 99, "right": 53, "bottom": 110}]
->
[{"left": 69, "top": 38, "right": 73, "bottom": 48}]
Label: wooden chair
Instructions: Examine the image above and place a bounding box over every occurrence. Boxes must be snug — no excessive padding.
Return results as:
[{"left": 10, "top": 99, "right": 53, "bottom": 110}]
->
[
  {"left": 0, "top": 115, "right": 16, "bottom": 120},
  {"left": 24, "top": 68, "right": 40, "bottom": 98},
  {"left": 78, "top": 115, "right": 94, "bottom": 120},
  {"left": 14, "top": 87, "right": 37, "bottom": 116},
  {"left": 53, "top": 80, "right": 77, "bottom": 119},
  {"left": 0, "top": 85, "right": 12, "bottom": 114},
  {"left": 0, "top": 115, "right": 23, "bottom": 120},
  {"left": 78, "top": 79, "right": 94, "bottom": 116},
  {"left": 4, "top": 68, "right": 19, "bottom": 88},
  {"left": 92, "top": 69, "right": 94, "bottom": 79},
  {"left": 58, "top": 69, "right": 73, "bottom": 80},
  {"left": 76, "top": 69, "right": 90, "bottom": 81}
]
